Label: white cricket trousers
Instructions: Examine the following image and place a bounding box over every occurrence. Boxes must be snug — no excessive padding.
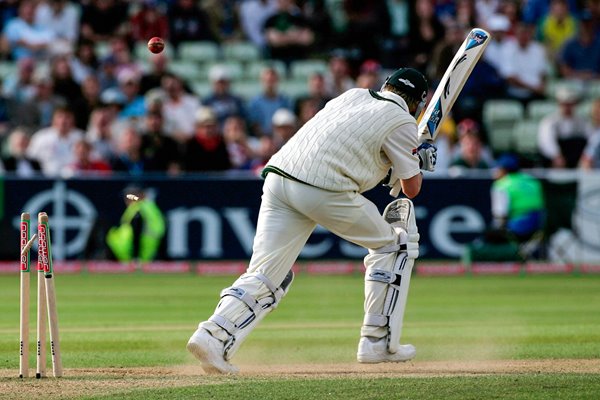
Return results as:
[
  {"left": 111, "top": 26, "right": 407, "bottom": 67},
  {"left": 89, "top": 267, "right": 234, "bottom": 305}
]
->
[{"left": 247, "top": 173, "right": 397, "bottom": 287}]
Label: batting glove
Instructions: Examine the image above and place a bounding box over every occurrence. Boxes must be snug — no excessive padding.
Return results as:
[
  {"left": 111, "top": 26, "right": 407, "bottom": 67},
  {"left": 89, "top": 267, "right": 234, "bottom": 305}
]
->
[{"left": 413, "top": 142, "right": 437, "bottom": 172}]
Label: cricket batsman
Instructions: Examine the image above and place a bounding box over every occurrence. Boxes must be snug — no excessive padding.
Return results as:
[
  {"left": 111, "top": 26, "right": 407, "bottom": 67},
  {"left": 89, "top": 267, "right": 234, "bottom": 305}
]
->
[{"left": 187, "top": 68, "right": 437, "bottom": 374}]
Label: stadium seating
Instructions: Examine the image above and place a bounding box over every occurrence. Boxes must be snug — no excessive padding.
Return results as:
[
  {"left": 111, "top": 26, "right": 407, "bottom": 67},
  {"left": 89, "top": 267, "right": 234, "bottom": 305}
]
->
[
  {"left": 576, "top": 100, "right": 593, "bottom": 118},
  {"left": 0, "top": 61, "right": 17, "bottom": 80},
  {"left": 168, "top": 61, "right": 205, "bottom": 82},
  {"left": 526, "top": 100, "right": 558, "bottom": 122},
  {"left": 177, "top": 41, "right": 220, "bottom": 63},
  {"left": 280, "top": 79, "right": 310, "bottom": 101},
  {"left": 513, "top": 119, "right": 540, "bottom": 155},
  {"left": 245, "top": 60, "right": 287, "bottom": 80},
  {"left": 222, "top": 42, "right": 261, "bottom": 63},
  {"left": 483, "top": 99, "right": 525, "bottom": 153},
  {"left": 231, "top": 81, "right": 263, "bottom": 100},
  {"left": 290, "top": 59, "right": 328, "bottom": 80}
]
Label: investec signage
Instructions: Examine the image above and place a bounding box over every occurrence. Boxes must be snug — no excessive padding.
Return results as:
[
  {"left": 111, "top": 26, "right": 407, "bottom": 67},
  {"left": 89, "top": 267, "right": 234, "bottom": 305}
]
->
[{"left": 4, "top": 176, "right": 501, "bottom": 260}]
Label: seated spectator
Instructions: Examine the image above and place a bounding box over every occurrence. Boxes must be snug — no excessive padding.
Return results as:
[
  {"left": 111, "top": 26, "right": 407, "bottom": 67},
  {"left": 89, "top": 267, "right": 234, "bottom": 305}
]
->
[
  {"left": 139, "top": 111, "right": 181, "bottom": 174},
  {"left": 249, "top": 135, "right": 278, "bottom": 175},
  {"left": 203, "top": 65, "right": 247, "bottom": 128},
  {"left": 97, "top": 55, "right": 120, "bottom": 91},
  {"left": 483, "top": 14, "right": 513, "bottom": 74},
  {"left": 538, "top": 86, "right": 591, "bottom": 168},
  {"left": 80, "top": 0, "right": 129, "bottom": 42},
  {"left": 181, "top": 107, "right": 231, "bottom": 172},
  {"left": 64, "top": 138, "right": 112, "bottom": 176},
  {"left": 167, "top": 0, "right": 215, "bottom": 49},
  {"left": 86, "top": 106, "right": 116, "bottom": 163},
  {"left": 263, "top": 0, "right": 315, "bottom": 66},
  {"left": 2, "top": 57, "right": 36, "bottom": 102},
  {"left": 499, "top": 22, "right": 548, "bottom": 105},
  {"left": 1, "top": 128, "right": 41, "bottom": 176},
  {"left": 449, "top": 119, "right": 493, "bottom": 170},
  {"left": 111, "top": 125, "right": 151, "bottom": 175},
  {"left": 34, "top": 0, "right": 80, "bottom": 46},
  {"left": 223, "top": 115, "right": 259, "bottom": 170},
  {"left": 109, "top": 35, "right": 142, "bottom": 78},
  {"left": 293, "top": 72, "right": 331, "bottom": 120},
  {"left": 557, "top": 11, "right": 600, "bottom": 82},
  {"left": 116, "top": 68, "right": 146, "bottom": 120},
  {"left": 580, "top": 98, "right": 600, "bottom": 169},
  {"left": 140, "top": 53, "right": 169, "bottom": 95},
  {"left": 72, "top": 75, "right": 103, "bottom": 130},
  {"left": 161, "top": 73, "right": 200, "bottom": 142},
  {"left": 201, "top": 0, "right": 244, "bottom": 43},
  {"left": 407, "top": 0, "right": 446, "bottom": 72},
  {"left": 239, "top": 0, "right": 277, "bottom": 50},
  {"left": 430, "top": 21, "right": 466, "bottom": 85},
  {"left": 130, "top": 0, "right": 169, "bottom": 43},
  {"left": 70, "top": 39, "right": 99, "bottom": 84},
  {"left": 247, "top": 66, "right": 292, "bottom": 137},
  {"left": 538, "top": 0, "right": 577, "bottom": 61},
  {"left": 50, "top": 54, "right": 82, "bottom": 104},
  {"left": 355, "top": 59, "right": 383, "bottom": 90},
  {"left": 271, "top": 108, "right": 297, "bottom": 150},
  {"left": 1, "top": 0, "right": 55, "bottom": 61},
  {"left": 323, "top": 49, "right": 355, "bottom": 97},
  {"left": 26, "top": 106, "right": 84, "bottom": 176}
]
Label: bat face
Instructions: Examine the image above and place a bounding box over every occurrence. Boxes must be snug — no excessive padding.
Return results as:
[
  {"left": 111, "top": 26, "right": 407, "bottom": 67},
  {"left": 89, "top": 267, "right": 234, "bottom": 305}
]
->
[{"left": 418, "top": 28, "right": 491, "bottom": 143}]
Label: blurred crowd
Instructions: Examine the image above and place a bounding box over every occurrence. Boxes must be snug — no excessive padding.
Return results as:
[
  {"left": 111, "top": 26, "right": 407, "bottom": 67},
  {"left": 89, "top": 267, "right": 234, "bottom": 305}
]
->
[{"left": 0, "top": 0, "right": 599, "bottom": 178}]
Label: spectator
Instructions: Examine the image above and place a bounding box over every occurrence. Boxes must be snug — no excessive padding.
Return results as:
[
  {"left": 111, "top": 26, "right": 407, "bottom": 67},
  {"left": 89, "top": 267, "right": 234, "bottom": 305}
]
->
[
  {"left": 72, "top": 74, "right": 103, "bottom": 130},
  {"left": 2, "top": 128, "right": 41, "bottom": 177},
  {"left": 201, "top": 0, "right": 244, "bottom": 43},
  {"left": 247, "top": 66, "right": 292, "bottom": 137},
  {"left": 483, "top": 14, "right": 513, "bottom": 74},
  {"left": 80, "top": 0, "right": 129, "bottom": 42},
  {"left": 538, "top": 85, "right": 591, "bottom": 168},
  {"left": 223, "top": 115, "right": 259, "bottom": 170},
  {"left": 139, "top": 53, "right": 169, "bottom": 95},
  {"left": 339, "top": 0, "right": 389, "bottom": 61},
  {"left": 293, "top": 72, "right": 331, "bottom": 118},
  {"left": 203, "top": 65, "right": 247, "bottom": 128},
  {"left": 579, "top": 98, "right": 600, "bottom": 169},
  {"left": 167, "top": 0, "right": 215, "bottom": 49},
  {"left": 380, "top": 0, "right": 411, "bottom": 68},
  {"left": 429, "top": 22, "right": 466, "bottom": 84},
  {"left": 70, "top": 39, "right": 100, "bottom": 84},
  {"left": 27, "top": 106, "right": 84, "bottom": 176},
  {"left": 110, "top": 125, "right": 150, "bottom": 175},
  {"left": 538, "top": 0, "right": 578, "bottom": 61},
  {"left": 449, "top": 119, "right": 492, "bottom": 170},
  {"left": 181, "top": 107, "right": 232, "bottom": 172},
  {"left": 9, "top": 70, "right": 65, "bottom": 130},
  {"left": 475, "top": 0, "right": 501, "bottom": 24},
  {"left": 455, "top": 0, "right": 477, "bottom": 30},
  {"left": 239, "top": 0, "right": 278, "bottom": 50},
  {"left": 86, "top": 106, "right": 116, "bottom": 163},
  {"left": 108, "top": 35, "right": 142, "bottom": 78},
  {"left": 271, "top": 108, "right": 297, "bottom": 150},
  {"left": 130, "top": 0, "right": 169, "bottom": 43},
  {"left": 140, "top": 110, "right": 180, "bottom": 173},
  {"left": 1, "top": 0, "right": 55, "bottom": 61},
  {"left": 499, "top": 22, "right": 548, "bottom": 105},
  {"left": 34, "top": 0, "right": 80, "bottom": 46},
  {"left": 64, "top": 138, "right": 112, "bottom": 177},
  {"left": 97, "top": 55, "right": 120, "bottom": 92},
  {"left": 355, "top": 59, "right": 383, "bottom": 90},
  {"left": 407, "top": 0, "right": 445, "bottom": 72},
  {"left": 263, "top": 0, "right": 315, "bottom": 66},
  {"left": 323, "top": 49, "right": 355, "bottom": 97},
  {"left": 558, "top": 11, "right": 600, "bottom": 81},
  {"left": 2, "top": 57, "right": 36, "bottom": 102},
  {"left": 116, "top": 68, "right": 146, "bottom": 120},
  {"left": 50, "top": 54, "right": 82, "bottom": 104},
  {"left": 161, "top": 73, "right": 200, "bottom": 142}
]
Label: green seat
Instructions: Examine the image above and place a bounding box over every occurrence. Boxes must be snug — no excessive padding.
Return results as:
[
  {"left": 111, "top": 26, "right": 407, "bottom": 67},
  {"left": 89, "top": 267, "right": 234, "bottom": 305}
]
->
[
  {"left": 134, "top": 41, "right": 174, "bottom": 61},
  {"left": 168, "top": 61, "right": 204, "bottom": 82},
  {"left": 280, "top": 79, "right": 309, "bottom": 101},
  {"left": 513, "top": 119, "right": 540, "bottom": 154},
  {"left": 191, "top": 81, "right": 212, "bottom": 98},
  {"left": 526, "top": 100, "right": 558, "bottom": 122},
  {"left": 207, "top": 61, "right": 244, "bottom": 81},
  {"left": 576, "top": 100, "right": 593, "bottom": 118},
  {"left": 231, "top": 81, "right": 263, "bottom": 100},
  {"left": 246, "top": 60, "right": 287, "bottom": 80},
  {"left": 177, "top": 41, "right": 220, "bottom": 63},
  {"left": 290, "top": 59, "right": 328, "bottom": 80},
  {"left": 482, "top": 100, "right": 525, "bottom": 152},
  {"left": 222, "top": 42, "right": 261, "bottom": 62},
  {"left": 0, "top": 61, "right": 17, "bottom": 80}
]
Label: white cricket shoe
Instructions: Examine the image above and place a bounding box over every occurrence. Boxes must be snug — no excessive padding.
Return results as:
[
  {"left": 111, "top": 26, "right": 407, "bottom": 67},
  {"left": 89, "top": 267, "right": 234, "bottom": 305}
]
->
[
  {"left": 356, "top": 337, "right": 416, "bottom": 364},
  {"left": 187, "top": 328, "right": 239, "bottom": 374}
]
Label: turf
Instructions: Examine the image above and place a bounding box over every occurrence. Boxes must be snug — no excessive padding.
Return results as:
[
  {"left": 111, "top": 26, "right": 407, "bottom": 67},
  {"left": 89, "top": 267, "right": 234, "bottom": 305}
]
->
[{"left": 0, "top": 273, "right": 599, "bottom": 399}]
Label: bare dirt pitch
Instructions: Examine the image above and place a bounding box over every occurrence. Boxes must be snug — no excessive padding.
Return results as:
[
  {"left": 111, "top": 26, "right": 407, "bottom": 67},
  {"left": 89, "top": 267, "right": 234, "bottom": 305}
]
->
[{"left": 1, "top": 359, "right": 599, "bottom": 399}]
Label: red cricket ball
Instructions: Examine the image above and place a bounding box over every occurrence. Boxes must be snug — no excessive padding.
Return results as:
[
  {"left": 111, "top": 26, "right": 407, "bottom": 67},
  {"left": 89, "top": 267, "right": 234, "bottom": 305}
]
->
[{"left": 147, "top": 37, "right": 165, "bottom": 54}]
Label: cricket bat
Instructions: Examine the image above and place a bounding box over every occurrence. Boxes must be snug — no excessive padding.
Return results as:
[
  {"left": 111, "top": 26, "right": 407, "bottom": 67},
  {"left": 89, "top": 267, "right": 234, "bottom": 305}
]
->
[{"left": 418, "top": 28, "right": 491, "bottom": 143}]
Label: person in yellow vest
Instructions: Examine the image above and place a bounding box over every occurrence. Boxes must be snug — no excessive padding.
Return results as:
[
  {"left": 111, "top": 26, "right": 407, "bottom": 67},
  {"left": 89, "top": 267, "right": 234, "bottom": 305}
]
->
[{"left": 106, "top": 188, "right": 166, "bottom": 262}]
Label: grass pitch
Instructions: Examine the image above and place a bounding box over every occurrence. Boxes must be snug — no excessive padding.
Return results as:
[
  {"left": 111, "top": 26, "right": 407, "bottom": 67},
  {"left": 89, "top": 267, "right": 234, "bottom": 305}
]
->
[{"left": 0, "top": 272, "right": 599, "bottom": 399}]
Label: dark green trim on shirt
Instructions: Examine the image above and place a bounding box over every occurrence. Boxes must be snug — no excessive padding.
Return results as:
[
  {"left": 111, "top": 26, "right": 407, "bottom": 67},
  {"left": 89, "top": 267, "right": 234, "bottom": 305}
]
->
[
  {"left": 261, "top": 165, "right": 312, "bottom": 186},
  {"left": 368, "top": 89, "right": 407, "bottom": 111}
]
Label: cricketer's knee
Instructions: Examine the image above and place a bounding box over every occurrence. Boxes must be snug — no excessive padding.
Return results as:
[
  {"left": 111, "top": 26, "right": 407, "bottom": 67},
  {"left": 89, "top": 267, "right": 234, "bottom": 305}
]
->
[
  {"left": 361, "top": 198, "right": 419, "bottom": 354},
  {"left": 198, "top": 270, "right": 294, "bottom": 360}
]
